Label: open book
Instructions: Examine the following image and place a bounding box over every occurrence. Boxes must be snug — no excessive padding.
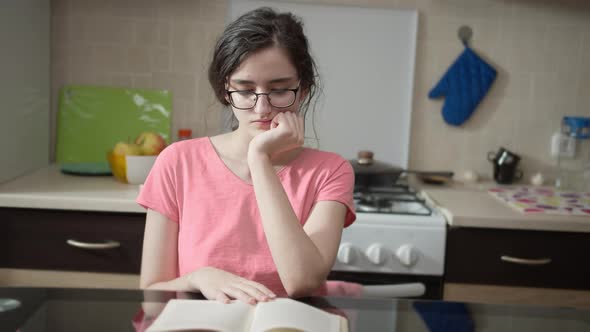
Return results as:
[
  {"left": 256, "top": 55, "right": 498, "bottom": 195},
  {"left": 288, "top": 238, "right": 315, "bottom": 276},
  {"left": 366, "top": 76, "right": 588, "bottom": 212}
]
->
[{"left": 145, "top": 298, "right": 348, "bottom": 332}]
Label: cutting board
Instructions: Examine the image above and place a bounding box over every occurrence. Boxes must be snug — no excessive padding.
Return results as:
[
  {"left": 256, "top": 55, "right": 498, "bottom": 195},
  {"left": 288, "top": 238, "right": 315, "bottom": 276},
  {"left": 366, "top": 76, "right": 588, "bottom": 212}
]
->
[
  {"left": 56, "top": 85, "right": 172, "bottom": 165},
  {"left": 489, "top": 186, "right": 590, "bottom": 216}
]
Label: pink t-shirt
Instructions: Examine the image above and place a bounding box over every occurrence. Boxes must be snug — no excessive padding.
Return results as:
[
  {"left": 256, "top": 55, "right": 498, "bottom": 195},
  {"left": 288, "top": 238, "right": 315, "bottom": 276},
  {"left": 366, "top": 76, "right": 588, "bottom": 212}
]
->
[{"left": 136, "top": 137, "right": 356, "bottom": 296}]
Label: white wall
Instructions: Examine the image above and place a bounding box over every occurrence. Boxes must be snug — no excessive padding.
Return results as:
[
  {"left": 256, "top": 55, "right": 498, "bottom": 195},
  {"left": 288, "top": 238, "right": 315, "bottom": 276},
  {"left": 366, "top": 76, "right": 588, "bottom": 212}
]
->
[
  {"left": 227, "top": 1, "right": 418, "bottom": 168},
  {"left": 0, "top": 0, "right": 50, "bottom": 183}
]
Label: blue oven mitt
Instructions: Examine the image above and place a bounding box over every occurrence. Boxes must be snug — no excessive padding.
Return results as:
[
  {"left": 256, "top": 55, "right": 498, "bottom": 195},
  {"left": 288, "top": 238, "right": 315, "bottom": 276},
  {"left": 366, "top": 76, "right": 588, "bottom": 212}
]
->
[
  {"left": 413, "top": 301, "right": 474, "bottom": 332},
  {"left": 428, "top": 46, "right": 497, "bottom": 126}
]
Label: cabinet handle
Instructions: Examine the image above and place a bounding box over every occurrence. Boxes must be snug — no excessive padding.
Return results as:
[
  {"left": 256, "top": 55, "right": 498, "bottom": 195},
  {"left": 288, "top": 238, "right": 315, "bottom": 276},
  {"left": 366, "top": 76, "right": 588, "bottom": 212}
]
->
[
  {"left": 66, "top": 239, "right": 121, "bottom": 250},
  {"left": 501, "top": 255, "right": 552, "bottom": 265}
]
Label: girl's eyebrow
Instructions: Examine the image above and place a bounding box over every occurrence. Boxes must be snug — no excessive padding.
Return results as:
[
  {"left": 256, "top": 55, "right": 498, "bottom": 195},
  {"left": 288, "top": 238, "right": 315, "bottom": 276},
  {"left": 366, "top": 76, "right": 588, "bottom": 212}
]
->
[{"left": 230, "top": 77, "right": 296, "bottom": 85}]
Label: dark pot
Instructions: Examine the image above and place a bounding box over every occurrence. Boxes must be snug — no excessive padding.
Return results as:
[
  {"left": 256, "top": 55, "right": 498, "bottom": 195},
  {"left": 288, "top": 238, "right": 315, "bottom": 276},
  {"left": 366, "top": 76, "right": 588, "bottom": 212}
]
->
[
  {"left": 349, "top": 151, "right": 404, "bottom": 191},
  {"left": 349, "top": 151, "right": 454, "bottom": 191}
]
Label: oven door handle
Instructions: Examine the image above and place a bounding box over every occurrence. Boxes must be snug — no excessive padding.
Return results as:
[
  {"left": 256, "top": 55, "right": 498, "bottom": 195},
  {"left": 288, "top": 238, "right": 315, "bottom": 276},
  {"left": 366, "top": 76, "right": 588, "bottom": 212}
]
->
[{"left": 362, "top": 282, "right": 426, "bottom": 298}]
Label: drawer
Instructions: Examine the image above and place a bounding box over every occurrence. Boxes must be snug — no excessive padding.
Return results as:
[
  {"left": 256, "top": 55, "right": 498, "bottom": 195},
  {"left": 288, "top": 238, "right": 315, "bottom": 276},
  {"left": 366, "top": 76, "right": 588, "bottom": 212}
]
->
[
  {"left": 0, "top": 208, "right": 146, "bottom": 274},
  {"left": 445, "top": 227, "right": 590, "bottom": 290}
]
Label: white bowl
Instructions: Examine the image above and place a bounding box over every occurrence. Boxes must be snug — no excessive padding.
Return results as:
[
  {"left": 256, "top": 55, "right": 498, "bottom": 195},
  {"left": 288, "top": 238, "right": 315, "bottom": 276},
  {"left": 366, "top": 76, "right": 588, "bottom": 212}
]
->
[{"left": 125, "top": 155, "right": 157, "bottom": 185}]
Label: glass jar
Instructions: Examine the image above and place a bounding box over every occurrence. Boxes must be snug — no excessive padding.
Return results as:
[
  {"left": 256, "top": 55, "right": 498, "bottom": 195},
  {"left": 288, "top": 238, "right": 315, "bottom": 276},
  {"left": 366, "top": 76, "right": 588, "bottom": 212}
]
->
[{"left": 555, "top": 116, "right": 590, "bottom": 192}]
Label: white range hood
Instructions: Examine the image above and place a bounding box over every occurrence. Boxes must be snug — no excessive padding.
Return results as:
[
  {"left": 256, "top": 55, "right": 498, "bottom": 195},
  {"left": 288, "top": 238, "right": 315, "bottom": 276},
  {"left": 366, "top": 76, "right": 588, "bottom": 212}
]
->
[{"left": 226, "top": 1, "right": 418, "bottom": 168}]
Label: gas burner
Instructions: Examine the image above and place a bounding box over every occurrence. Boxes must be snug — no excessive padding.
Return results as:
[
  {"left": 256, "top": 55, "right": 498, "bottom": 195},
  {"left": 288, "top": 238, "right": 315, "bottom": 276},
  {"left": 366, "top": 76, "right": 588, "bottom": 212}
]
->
[
  {"left": 353, "top": 186, "right": 432, "bottom": 216},
  {"left": 355, "top": 196, "right": 394, "bottom": 213}
]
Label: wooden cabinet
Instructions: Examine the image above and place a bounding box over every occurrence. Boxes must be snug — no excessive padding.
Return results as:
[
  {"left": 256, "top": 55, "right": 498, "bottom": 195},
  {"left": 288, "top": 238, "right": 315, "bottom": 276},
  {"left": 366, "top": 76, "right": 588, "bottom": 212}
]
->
[
  {"left": 445, "top": 227, "right": 590, "bottom": 290},
  {"left": 444, "top": 227, "right": 590, "bottom": 308},
  {"left": 0, "top": 208, "right": 146, "bottom": 274}
]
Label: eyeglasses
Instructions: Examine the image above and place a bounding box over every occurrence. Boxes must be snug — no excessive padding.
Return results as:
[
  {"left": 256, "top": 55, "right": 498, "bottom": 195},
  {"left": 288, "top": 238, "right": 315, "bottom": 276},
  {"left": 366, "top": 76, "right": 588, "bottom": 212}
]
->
[{"left": 226, "top": 84, "right": 300, "bottom": 110}]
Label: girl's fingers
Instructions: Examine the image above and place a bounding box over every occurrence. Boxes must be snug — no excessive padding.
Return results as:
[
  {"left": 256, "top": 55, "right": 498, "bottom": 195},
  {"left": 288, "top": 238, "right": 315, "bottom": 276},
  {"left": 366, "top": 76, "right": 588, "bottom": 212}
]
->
[
  {"left": 297, "top": 116, "right": 304, "bottom": 143},
  {"left": 272, "top": 112, "right": 285, "bottom": 128},
  {"left": 287, "top": 112, "right": 303, "bottom": 145},
  {"left": 286, "top": 112, "right": 299, "bottom": 138},
  {"left": 271, "top": 115, "right": 280, "bottom": 129},
  {"left": 215, "top": 292, "right": 231, "bottom": 304},
  {"left": 282, "top": 113, "right": 293, "bottom": 134},
  {"left": 237, "top": 281, "right": 272, "bottom": 302},
  {"left": 223, "top": 286, "right": 256, "bottom": 304},
  {"left": 243, "top": 280, "right": 277, "bottom": 299}
]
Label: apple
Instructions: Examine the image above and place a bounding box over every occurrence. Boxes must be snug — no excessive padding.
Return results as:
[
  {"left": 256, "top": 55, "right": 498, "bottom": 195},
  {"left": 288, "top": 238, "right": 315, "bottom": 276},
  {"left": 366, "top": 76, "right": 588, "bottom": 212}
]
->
[
  {"left": 135, "top": 131, "right": 167, "bottom": 155},
  {"left": 112, "top": 142, "right": 142, "bottom": 155}
]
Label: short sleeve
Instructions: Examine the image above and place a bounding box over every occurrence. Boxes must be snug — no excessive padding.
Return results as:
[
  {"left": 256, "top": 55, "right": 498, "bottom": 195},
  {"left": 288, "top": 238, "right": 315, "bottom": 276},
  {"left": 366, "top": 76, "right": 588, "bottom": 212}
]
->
[
  {"left": 316, "top": 159, "right": 356, "bottom": 227},
  {"left": 136, "top": 144, "right": 180, "bottom": 223}
]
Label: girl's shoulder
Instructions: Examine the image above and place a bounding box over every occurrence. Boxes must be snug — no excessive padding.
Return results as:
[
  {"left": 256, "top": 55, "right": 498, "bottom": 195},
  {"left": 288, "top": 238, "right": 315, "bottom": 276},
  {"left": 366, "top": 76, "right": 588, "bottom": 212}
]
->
[
  {"left": 170, "top": 136, "right": 211, "bottom": 149},
  {"left": 156, "top": 137, "right": 215, "bottom": 165},
  {"left": 166, "top": 136, "right": 214, "bottom": 154},
  {"left": 297, "top": 148, "right": 352, "bottom": 172}
]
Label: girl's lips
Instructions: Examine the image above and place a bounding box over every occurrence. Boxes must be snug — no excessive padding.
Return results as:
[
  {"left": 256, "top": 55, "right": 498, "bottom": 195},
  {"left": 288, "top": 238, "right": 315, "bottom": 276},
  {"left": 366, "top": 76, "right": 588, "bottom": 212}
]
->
[{"left": 253, "top": 119, "right": 272, "bottom": 128}]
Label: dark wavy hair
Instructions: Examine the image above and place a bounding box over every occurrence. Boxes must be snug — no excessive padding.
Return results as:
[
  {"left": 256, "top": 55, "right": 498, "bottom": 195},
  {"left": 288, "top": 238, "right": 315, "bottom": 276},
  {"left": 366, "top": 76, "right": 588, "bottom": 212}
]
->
[{"left": 208, "top": 7, "right": 320, "bottom": 128}]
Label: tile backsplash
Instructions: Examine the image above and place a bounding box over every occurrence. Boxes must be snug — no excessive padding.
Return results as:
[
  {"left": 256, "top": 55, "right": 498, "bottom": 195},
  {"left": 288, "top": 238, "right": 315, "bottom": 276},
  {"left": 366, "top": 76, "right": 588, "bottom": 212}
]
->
[{"left": 50, "top": 0, "right": 590, "bottom": 182}]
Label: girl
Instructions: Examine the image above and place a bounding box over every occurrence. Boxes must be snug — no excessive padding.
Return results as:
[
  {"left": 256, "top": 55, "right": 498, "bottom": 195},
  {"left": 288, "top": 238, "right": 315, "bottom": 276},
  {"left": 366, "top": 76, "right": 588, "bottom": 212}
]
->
[{"left": 137, "top": 7, "right": 356, "bottom": 304}]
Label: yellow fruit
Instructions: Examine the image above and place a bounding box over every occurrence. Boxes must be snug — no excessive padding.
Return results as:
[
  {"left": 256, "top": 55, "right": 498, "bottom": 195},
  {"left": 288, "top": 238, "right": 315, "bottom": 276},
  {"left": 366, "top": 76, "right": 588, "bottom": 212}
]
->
[
  {"left": 113, "top": 142, "right": 143, "bottom": 155},
  {"left": 135, "top": 131, "right": 167, "bottom": 155},
  {"left": 107, "top": 151, "right": 128, "bottom": 183}
]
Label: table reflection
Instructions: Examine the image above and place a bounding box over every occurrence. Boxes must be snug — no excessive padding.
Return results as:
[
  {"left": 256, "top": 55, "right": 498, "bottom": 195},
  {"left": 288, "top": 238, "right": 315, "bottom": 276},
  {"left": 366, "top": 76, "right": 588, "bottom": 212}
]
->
[{"left": 2, "top": 287, "right": 589, "bottom": 332}]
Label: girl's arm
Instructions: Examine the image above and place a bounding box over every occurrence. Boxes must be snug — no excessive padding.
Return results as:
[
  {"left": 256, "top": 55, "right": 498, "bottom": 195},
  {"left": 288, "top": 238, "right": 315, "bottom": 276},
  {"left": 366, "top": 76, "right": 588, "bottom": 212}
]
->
[
  {"left": 249, "top": 152, "right": 347, "bottom": 297},
  {"left": 139, "top": 209, "right": 276, "bottom": 303},
  {"left": 139, "top": 209, "right": 188, "bottom": 291}
]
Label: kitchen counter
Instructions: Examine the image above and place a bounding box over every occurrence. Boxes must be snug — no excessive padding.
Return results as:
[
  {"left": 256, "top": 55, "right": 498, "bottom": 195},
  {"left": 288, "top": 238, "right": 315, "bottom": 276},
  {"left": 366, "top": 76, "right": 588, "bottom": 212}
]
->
[
  {"left": 416, "top": 180, "right": 590, "bottom": 233},
  {"left": 2, "top": 165, "right": 588, "bottom": 232},
  {"left": 2, "top": 287, "right": 589, "bottom": 332},
  {"left": 0, "top": 165, "right": 143, "bottom": 213}
]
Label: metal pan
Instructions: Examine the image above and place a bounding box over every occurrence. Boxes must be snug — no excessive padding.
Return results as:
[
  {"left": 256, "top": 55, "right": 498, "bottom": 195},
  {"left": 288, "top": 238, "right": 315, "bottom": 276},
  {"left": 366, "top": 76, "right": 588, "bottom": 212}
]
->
[{"left": 350, "top": 151, "right": 453, "bottom": 190}]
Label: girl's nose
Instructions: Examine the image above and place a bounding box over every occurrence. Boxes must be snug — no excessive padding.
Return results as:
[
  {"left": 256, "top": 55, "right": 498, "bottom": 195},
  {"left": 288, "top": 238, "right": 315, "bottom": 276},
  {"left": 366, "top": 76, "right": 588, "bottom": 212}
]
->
[{"left": 253, "top": 94, "right": 272, "bottom": 114}]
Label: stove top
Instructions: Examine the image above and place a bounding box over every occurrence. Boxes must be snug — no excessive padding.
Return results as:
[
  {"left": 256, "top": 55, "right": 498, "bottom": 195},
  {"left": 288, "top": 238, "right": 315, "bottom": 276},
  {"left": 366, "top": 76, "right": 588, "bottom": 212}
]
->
[{"left": 353, "top": 185, "right": 432, "bottom": 216}]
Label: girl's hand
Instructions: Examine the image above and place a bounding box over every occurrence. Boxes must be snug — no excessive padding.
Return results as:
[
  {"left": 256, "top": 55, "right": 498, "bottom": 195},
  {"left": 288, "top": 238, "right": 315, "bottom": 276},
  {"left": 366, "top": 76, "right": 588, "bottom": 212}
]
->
[
  {"left": 248, "top": 111, "right": 304, "bottom": 160},
  {"left": 189, "top": 267, "right": 276, "bottom": 304}
]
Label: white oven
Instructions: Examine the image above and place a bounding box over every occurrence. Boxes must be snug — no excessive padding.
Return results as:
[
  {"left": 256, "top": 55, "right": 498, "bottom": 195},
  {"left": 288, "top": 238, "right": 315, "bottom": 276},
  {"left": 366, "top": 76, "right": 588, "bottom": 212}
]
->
[{"left": 328, "top": 183, "right": 446, "bottom": 300}]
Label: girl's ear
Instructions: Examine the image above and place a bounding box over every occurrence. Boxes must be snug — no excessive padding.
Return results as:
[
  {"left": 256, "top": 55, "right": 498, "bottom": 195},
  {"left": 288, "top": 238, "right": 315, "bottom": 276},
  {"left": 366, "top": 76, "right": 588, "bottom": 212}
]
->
[
  {"left": 224, "top": 80, "right": 231, "bottom": 104},
  {"left": 299, "top": 86, "right": 309, "bottom": 102}
]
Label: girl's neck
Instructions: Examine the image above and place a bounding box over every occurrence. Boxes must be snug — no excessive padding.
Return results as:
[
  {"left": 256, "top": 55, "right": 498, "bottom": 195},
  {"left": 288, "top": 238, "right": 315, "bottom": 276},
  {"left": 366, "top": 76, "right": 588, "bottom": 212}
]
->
[{"left": 226, "top": 129, "right": 254, "bottom": 161}]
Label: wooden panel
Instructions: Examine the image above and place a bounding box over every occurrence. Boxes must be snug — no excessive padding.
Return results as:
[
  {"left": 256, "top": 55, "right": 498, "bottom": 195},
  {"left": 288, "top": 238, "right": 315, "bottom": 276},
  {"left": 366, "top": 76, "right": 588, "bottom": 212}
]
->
[
  {"left": 445, "top": 227, "right": 590, "bottom": 290},
  {"left": 0, "top": 268, "right": 139, "bottom": 289},
  {"left": 444, "top": 283, "right": 590, "bottom": 309},
  {"left": 0, "top": 208, "right": 145, "bottom": 274}
]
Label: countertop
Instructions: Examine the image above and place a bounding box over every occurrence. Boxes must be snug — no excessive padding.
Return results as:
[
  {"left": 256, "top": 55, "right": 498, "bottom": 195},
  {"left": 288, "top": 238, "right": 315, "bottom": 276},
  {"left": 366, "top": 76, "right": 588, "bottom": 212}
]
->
[
  {"left": 1, "top": 287, "right": 589, "bottom": 332},
  {"left": 0, "top": 165, "right": 144, "bottom": 213},
  {"left": 1, "top": 165, "right": 589, "bottom": 232},
  {"left": 416, "top": 179, "right": 590, "bottom": 233}
]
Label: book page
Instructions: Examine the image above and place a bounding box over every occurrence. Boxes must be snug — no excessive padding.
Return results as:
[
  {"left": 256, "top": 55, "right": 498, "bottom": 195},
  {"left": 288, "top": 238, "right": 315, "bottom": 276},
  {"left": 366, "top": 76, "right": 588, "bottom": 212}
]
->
[
  {"left": 146, "top": 299, "right": 254, "bottom": 332},
  {"left": 250, "top": 298, "right": 343, "bottom": 332}
]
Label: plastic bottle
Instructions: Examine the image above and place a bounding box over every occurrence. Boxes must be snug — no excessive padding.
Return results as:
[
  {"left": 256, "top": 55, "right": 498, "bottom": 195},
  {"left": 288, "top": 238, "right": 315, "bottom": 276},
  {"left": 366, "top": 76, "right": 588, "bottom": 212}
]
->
[
  {"left": 555, "top": 116, "right": 590, "bottom": 192},
  {"left": 178, "top": 128, "right": 192, "bottom": 141}
]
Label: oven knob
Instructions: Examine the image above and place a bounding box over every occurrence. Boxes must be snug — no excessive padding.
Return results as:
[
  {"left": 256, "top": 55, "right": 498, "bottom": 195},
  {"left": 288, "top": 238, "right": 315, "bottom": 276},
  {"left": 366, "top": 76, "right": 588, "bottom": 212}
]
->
[
  {"left": 337, "top": 243, "right": 359, "bottom": 264},
  {"left": 366, "top": 244, "right": 388, "bottom": 265},
  {"left": 396, "top": 245, "right": 418, "bottom": 267}
]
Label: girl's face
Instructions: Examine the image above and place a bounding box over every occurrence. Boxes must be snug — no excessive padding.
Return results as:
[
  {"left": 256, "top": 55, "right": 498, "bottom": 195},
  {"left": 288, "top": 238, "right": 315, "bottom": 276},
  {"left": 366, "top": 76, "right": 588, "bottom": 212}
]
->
[{"left": 226, "top": 47, "right": 305, "bottom": 136}]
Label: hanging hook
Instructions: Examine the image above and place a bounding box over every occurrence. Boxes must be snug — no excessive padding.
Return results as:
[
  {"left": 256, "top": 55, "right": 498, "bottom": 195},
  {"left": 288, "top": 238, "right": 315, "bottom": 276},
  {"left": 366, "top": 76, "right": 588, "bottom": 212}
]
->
[{"left": 457, "top": 25, "right": 473, "bottom": 47}]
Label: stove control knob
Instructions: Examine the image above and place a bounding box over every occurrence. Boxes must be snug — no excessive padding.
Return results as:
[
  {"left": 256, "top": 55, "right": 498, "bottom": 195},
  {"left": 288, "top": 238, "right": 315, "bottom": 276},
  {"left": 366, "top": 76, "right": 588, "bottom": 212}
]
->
[
  {"left": 396, "top": 245, "right": 419, "bottom": 267},
  {"left": 366, "top": 244, "right": 388, "bottom": 265},
  {"left": 337, "top": 243, "right": 359, "bottom": 265}
]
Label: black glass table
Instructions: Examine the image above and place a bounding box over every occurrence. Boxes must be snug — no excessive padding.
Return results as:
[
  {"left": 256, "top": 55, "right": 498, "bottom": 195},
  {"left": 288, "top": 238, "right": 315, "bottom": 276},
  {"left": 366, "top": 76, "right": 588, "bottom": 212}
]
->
[{"left": 1, "top": 287, "right": 589, "bottom": 331}]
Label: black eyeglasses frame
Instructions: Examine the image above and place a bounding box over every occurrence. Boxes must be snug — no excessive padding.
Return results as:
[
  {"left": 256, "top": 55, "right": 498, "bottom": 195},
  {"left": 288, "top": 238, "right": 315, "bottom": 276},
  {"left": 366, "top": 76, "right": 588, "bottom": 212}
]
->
[{"left": 225, "top": 85, "right": 301, "bottom": 110}]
